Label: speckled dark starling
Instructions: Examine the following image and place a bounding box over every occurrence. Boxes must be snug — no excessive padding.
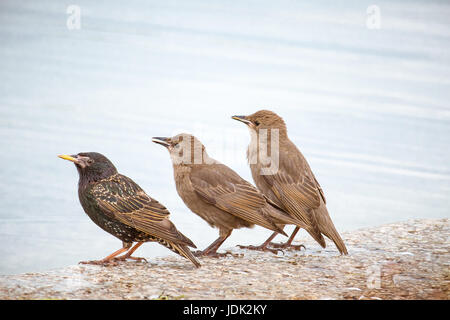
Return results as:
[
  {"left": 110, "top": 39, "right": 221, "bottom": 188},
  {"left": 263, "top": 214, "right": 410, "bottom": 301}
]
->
[
  {"left": 232, "top": 110, "right": 348, "bottom": 255},
  {"left": 58, "top": 152, "right": 200, "bottom": 267},
  {"left": 152, "top": 134, "right": 301, "bottom": 257}
]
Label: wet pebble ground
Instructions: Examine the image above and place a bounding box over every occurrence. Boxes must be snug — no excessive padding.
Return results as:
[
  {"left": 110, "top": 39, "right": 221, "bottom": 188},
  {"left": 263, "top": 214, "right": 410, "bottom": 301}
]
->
[{"left": 0, "top": 219, "right": 448, "bottom": 300}]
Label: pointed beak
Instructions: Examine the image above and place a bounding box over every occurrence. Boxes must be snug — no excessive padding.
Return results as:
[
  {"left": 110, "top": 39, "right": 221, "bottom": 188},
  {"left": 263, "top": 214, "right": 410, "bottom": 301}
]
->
[
  {"left": 152, "top": 137, "right": 171, "bottom": 148},
  {"left": 232, "top": 115, "right": 251, "bottom": 125},
  {"left": 58, "top": 154, "right": 78, "bottom": 163}
]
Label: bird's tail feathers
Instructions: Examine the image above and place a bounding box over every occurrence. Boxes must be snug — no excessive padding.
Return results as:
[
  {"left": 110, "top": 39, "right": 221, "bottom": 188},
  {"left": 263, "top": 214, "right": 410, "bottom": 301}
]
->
[
  {"left": 313, "top": 208, "right": 348, "bottom": 255},
  {"left": 156, "top": 238, "right": 201, "bottom": 268},
  {"left": 177, "top": 232, "right": 197, "bottom": 248},
  {"left": 323, "top": 225, "right": 348, "bottom": 255}
]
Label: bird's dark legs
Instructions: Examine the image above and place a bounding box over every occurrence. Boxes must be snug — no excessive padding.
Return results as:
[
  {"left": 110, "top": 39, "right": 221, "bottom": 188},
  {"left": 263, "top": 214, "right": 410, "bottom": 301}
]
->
[
  {"left": 268, "top": 226, "right": 306, "bottom": 251},
  {"left": 114, "top": 242, "right": 147, "bottom": 262},
  {"left": 237, "top": 231, "right": 283, "bottom": 254},
  {"left": 194, "top": 230, "right": 233, "bottom": 257},
  {"left": 203, "top": 237, "right": 227, "bottom": 254}
]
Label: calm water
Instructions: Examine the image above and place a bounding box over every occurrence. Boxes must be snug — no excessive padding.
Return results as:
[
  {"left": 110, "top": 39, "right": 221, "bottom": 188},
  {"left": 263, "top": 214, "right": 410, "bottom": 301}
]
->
[{"left": 0, "top": 0, "right": 449, "bottom": 275}]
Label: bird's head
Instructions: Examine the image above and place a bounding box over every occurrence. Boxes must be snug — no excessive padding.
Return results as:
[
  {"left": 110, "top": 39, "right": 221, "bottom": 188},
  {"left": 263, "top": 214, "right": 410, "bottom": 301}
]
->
[
  {"left": 232, "top": 110, "right": 287, "bottom": 135},
  {"left": 58, "top": 152, "right": 117, "bottom": 181},
  {"left": 152, "top": 133, "right": 212, "bottom": 166}
]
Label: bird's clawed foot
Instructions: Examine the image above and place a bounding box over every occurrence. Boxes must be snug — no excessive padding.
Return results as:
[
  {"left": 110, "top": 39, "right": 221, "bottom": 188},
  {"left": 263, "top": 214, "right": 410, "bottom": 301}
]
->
[
  {"left": 237, "top": 244, "right": 284, "bottom": 255},
  {"left": 268, "top": 242, "right": 306, "bottom": 251},
  {"left": 113, "top": 255, "right": 148, "bottom": 263},
  {"left": 78, "top": 255, "right": 148, "bottom": 266}
]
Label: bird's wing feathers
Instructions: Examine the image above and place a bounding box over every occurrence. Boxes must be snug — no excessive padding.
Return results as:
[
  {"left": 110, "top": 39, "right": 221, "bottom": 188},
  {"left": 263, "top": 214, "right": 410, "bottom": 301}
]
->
[
  {"left": 262, "top": 150, "right": 323, "bottom": 224},
  {"left": 91, "top": 174, "right": 195, "bottom": 247},
  {"left": 312, "top": 173, "right": 326, "bottom": 204},
  {"left": 190, "top": 164, "right": 281, "bottom": 232}
]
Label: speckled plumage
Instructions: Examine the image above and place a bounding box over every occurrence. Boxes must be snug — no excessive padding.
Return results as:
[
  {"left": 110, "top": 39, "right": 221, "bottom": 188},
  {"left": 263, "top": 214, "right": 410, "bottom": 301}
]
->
[{"left": 60, "top": 152, "right": 200, "bottom": 267}]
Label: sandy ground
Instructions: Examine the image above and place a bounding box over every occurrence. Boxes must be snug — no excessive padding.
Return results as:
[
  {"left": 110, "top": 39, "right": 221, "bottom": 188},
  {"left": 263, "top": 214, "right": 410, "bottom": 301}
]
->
[{"left": 0, "top": 218, "right": 448, "bottom": 300}]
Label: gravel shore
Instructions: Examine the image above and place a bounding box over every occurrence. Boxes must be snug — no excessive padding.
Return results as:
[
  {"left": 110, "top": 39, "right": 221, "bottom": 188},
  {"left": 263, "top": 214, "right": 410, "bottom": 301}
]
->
[{"left": 0, "top": 218, "right": 448, "bottom": 300}]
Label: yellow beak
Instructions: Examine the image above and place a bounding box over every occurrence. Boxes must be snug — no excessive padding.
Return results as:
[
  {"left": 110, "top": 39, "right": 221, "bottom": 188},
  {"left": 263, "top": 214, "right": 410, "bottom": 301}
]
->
[{"left": 58, "top": 154, "right": 77, "bottom": 162}]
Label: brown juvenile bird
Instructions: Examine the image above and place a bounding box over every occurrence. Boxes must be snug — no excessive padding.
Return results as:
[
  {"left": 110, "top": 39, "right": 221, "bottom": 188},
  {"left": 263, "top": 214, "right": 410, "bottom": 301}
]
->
[
  {"left": 232, "top": 110, "right": 348, "bottom": 255},
  {"left": 152, "top": 134, "right": 302, "bottom": 256},
  {"left": 58, "top": 152, "right": 201, "bottom": 267}
]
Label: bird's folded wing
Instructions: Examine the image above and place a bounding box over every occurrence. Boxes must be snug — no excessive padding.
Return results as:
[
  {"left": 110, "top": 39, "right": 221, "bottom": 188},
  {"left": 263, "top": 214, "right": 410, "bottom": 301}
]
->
[
  {"left": 190, "top": 164, "right": 280, "bottom": 232},
  {"left": 91, "top": 174, "right": 195, "bottom": 247},
  {"left": 262, "top": 155, "right": 322, "bottom": 225},
  {"left": 312, "top": 173, "right": 326, "bottom": 204}
]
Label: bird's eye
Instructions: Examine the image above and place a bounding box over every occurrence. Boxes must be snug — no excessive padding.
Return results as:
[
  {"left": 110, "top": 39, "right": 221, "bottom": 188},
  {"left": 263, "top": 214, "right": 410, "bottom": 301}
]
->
[
  {"left": 174, "top": 143, "right": 180, "bottom": 149},
  {"left": 87, "top": 159, "right": 94, "bottom": 164},
  {"left": 254, "top": 120, "right": 260, "bottom": 126}
]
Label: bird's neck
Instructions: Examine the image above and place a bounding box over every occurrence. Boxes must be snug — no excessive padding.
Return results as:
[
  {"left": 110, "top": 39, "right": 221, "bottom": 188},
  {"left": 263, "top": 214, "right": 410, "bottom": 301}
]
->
[
  {"left": 247, "top": 128, "right": 288, "bottom": 162},
  {"left": 170, "top": 149, "right": 217, "bottom": 166},
  {"left": 249, "top": 127, "right": 288, "bottom": 143},
  {"left": 77, "top": 167, "right": 117, "bottom": 190},
  {"left": 173, "top": 163, "right": 191, "bottom": 175}
]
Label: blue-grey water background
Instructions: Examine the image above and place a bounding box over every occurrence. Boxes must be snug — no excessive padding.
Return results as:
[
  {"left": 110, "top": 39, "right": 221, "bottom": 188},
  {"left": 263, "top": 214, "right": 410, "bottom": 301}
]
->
[{"left": 0, "top": 0, "right": 449, "bottom": 275}]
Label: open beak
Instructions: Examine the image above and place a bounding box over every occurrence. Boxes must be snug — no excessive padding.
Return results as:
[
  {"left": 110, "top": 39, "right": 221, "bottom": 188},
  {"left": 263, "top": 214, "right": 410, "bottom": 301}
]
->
[
  {"left": 58, "top": 154, "right": 80, "bottom": 164},
  {"left": 152, "top": 137, "right": 171, "bottom": 148},
  {"left": 232, "top": 115, "right": 251, "bottom": 125}
]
